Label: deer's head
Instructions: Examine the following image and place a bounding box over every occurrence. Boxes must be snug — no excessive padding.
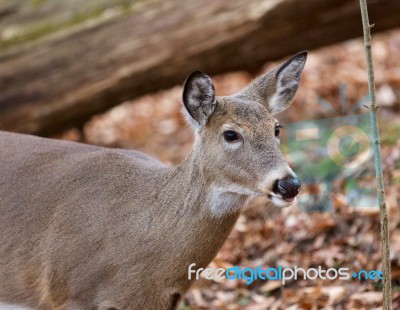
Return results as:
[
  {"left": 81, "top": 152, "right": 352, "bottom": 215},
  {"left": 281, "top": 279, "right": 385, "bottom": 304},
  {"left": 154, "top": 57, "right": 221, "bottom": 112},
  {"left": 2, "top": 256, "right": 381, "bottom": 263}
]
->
[{"left": 182, "top": 52, "right": 307, "bottom": 211}]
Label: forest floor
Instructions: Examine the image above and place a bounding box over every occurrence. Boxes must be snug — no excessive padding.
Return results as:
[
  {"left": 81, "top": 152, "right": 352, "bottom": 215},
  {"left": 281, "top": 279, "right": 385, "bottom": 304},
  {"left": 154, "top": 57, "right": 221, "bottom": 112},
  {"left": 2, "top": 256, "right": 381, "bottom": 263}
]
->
[{"left": 58, "top": 29, "right": 400, "bottom": 309}]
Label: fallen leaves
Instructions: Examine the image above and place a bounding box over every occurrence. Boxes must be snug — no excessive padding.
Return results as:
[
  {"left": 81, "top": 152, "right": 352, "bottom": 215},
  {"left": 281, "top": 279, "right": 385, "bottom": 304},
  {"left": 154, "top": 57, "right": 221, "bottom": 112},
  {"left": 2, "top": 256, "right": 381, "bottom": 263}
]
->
[{"left": 57, "top": 29, "right": 400, "bottom": 309}]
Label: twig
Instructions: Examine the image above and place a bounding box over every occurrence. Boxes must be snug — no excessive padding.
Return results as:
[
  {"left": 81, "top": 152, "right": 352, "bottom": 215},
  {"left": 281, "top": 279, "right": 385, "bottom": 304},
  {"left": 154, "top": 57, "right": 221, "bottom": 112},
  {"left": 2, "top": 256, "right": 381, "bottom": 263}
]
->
[{"left": 359, "top": 0, "right": 392, "bottom": 309}]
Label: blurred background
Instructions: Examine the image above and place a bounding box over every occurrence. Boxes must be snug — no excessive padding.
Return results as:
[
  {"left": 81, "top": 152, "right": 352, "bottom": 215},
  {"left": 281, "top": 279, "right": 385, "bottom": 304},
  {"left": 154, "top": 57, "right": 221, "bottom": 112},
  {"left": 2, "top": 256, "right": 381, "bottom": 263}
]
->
[{"left": 1, "top": 0, "right": 400, "bottom": 309}]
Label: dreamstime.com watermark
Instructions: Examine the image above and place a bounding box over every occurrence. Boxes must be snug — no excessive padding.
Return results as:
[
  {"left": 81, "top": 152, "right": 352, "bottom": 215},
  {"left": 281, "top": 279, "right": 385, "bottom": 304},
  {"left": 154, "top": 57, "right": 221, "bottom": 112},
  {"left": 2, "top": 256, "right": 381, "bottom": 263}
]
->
[{"left": 188, "top": 263, "right": 383, "bottom": 285}]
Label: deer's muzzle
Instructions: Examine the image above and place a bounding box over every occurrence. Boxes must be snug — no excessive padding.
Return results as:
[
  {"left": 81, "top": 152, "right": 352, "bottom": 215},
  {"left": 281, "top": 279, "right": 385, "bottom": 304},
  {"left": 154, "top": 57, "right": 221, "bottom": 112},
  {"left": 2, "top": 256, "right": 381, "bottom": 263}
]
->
[{"left": 273, "top": 174, "right": 301, "bottom": 201}]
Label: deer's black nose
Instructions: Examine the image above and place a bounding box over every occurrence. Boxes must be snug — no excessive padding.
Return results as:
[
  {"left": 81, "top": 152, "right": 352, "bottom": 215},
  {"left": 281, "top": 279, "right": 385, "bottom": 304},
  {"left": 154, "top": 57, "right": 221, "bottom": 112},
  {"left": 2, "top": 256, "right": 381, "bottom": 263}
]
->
[{"left": 273, "top": 175, "right": 301, "bottom": 200}]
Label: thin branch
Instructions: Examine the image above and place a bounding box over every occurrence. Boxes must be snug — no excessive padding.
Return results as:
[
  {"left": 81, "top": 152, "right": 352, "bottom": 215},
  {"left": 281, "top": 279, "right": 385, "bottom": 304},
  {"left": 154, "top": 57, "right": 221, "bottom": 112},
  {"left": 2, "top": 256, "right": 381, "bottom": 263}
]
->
[{"left": 359, "top": 0, "right": 392, "bottom": 309}]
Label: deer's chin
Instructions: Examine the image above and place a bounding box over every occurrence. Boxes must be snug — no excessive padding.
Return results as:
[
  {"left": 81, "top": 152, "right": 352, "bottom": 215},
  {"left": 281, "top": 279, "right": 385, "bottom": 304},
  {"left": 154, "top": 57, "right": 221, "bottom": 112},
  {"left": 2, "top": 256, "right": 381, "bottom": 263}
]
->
[{"left": 269, "top": 195, "right": 296, "bottom": 208}]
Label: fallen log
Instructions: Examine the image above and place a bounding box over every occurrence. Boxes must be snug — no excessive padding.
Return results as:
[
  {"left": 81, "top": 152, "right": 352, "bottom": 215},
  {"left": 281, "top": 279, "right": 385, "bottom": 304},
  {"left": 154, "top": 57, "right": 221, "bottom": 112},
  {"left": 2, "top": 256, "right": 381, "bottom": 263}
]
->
[{"left": 1, "top": 0, "right": 400, "bottom": 136}]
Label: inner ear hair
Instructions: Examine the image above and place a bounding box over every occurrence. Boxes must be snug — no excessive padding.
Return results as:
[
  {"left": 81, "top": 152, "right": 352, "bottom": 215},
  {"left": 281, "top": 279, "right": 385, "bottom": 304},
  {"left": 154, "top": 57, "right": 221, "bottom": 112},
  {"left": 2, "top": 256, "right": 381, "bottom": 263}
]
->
[
  {"left": 276, "top": 51, "right": 308, "bottom": 80},
  {"left": 268, "top": 51, "right": 307, "bottom": 115},
  {"left": 182, "top": 71, "right": 216, "bottom": 128}
]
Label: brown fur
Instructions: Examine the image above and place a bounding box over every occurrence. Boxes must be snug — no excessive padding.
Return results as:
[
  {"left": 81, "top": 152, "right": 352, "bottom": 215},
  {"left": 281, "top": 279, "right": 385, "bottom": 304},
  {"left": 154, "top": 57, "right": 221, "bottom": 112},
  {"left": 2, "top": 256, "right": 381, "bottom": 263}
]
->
[{"left": 0, "top": 52, "right": 306, "bottom": 310}]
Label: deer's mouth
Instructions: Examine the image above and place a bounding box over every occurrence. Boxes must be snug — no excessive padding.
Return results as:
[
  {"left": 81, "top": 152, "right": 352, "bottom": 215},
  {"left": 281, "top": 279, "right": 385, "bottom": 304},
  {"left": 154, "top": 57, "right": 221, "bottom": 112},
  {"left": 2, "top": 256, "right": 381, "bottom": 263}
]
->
[
  {"left": 267, "top": 193, "right": 297, "bottom": 208},
  {"left": 283, "top": 197, "right": 295, "bottom": 202}
]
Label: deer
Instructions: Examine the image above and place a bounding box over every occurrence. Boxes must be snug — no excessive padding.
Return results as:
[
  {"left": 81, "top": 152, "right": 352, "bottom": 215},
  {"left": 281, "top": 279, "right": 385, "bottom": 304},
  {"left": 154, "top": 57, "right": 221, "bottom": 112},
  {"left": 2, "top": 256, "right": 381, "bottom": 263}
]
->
[{"left": 0, "top": 51, "right": 307, "bottom": 310}]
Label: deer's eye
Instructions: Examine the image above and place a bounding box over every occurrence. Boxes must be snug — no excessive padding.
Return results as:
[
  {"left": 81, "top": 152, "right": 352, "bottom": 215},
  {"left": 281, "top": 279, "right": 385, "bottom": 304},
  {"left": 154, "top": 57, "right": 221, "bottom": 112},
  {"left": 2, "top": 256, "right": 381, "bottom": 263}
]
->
[
  {"left": 223, "top": 130, "right": 240, "bottom": 142},
  {"left": 275, "top": 124, "right": 283, "bottom": 137}
]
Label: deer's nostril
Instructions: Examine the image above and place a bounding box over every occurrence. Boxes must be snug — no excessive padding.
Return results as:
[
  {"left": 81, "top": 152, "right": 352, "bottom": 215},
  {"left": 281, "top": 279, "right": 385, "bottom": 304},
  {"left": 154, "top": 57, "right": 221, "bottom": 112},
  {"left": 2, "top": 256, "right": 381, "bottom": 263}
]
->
[{"left": 273, "top": 175, "right": 301, "bottom": 199}]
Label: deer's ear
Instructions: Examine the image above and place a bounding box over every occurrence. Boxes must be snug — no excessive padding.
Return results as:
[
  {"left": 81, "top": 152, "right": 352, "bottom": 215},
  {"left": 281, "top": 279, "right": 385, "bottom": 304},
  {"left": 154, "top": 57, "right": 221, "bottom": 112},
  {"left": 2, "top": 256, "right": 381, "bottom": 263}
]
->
[
  {"left": 267, "top": 51, "right": 307, "bottom": 115},
  {"left": 182, "top": 71, "right": 216, "bottom": 129},
  {"left": 236, "top": 52, "right": 307, "bottom": 115}
]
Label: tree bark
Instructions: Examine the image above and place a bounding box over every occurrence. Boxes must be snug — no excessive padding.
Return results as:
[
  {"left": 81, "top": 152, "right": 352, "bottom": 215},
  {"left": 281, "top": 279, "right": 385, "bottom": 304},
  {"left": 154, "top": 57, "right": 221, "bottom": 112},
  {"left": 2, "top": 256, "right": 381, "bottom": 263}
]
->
[
  {"left": 359, "top": 0, "right": 392, "bottom": 308},
  {"left": 1, "top": 0, "right": 400, "bottom": 136}
]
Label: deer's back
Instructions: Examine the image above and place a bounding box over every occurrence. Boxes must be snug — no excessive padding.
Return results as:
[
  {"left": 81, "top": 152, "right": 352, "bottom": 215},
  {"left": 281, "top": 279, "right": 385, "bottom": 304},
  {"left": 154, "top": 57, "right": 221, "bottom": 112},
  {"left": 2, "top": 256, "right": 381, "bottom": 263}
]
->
[{"left": 0, "top": 131, "right": 169, "bottom": 308}]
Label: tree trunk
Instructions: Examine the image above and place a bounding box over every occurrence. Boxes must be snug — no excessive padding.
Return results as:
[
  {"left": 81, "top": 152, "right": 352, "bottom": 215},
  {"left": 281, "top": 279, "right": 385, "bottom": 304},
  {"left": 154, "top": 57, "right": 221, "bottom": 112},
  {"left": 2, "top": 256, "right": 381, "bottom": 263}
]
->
[{"left": 1, "top": 0, "right": 400, "bottom": 136}]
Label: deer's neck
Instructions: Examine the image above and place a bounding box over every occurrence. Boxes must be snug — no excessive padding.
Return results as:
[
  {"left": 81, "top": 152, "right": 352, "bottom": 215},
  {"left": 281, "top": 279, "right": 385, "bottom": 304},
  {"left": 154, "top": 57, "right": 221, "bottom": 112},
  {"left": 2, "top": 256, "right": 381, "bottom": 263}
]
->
[
  {"left": 148, "top": 149, "right": 248, "bottom": 255},
  {"left": 163, "top": 149, "right": 250, "bottom": 218},
  {"left": 149, "top": 151, "right": 245, "bottom": 280}
]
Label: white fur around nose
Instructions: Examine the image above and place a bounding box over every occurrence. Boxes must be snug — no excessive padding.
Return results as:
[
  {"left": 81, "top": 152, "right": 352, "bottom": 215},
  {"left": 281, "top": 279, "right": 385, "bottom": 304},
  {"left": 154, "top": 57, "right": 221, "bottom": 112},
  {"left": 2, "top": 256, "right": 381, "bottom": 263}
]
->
[{"left": 258, "top": 167, "right": 292, "bottom": 194}]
